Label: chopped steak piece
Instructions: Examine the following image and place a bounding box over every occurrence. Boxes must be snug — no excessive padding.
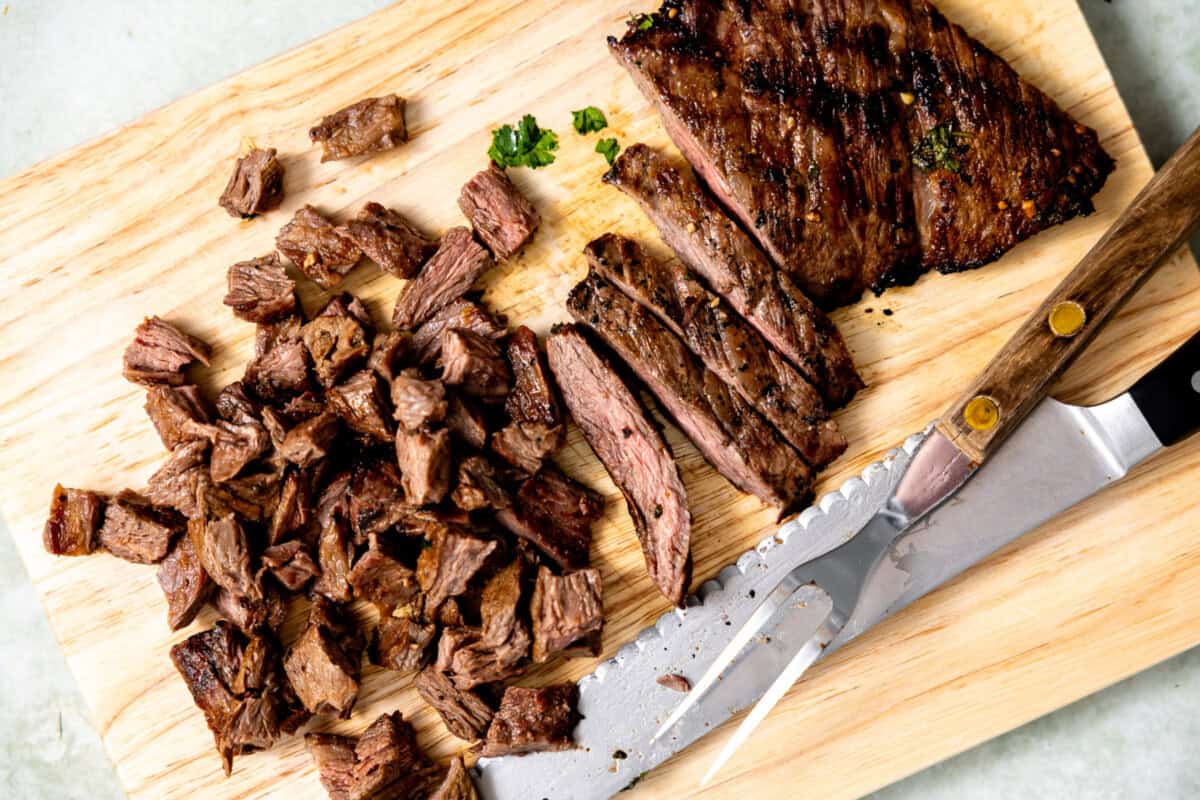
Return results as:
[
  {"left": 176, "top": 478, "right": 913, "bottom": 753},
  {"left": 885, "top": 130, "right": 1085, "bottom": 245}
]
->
[
  {"left": 441, "top": 329, "right": 511, "bottom": 402},
  {"left": 43, "top": 485, "right": 105, "bottom": 557},
  {"left": 395, "top": 427, "right": 452, "bottom": 507},
  {"left": 144, "top": 384, "right": 217, "bottom": 451},
  {"left": 390, "top": 369, "right": 447, "bottom": 432},
  {"left": 347, "top": 460, "right": 408, "bottom": 541},
  {"left": 342, "top": 202, "right": 436, "bottom": 279},
  {"left": 606, "top": 144, "right": 862, "bottom": 407},
  {"left": 267, "top": 466, "right": 313, "bottom": 544},
  {"left": 307, "top": 711, "right": 439, "bottom": 800},
  {"left": 147, "top": 439, "right": 209, "bottom": 518},
  {"left": 219, "top": 147, "right": 285, "bottom": 219},
  {"left": 531, "top": 566, "right": 604, "bottom": 662},
  {"left": 190, "top": 512, "right": 258, "bottom": 599},
  {"left": 414, "top": 667, "right": 494, "bottom": 741},
  {"left": 261, "top": 540, "right": 320, "bottom": 592},
  {"left": 491, "top": 326, "right": 564, "bottom": 473},
  {"left": 444, "top": 560, "right": 532, "bottom": 689},
  {"left": 313, "top": 518, "right": 355, "bottom": 603},
  {"left": 215, "top": 382, "right": 259, "bottom": 424},
  {"left": 367, "top": 331, "right": 411, "bottom": 383},
  {"left": 451, "top": 455, "right": 512, "bottom": 512},
  {"left": 328, "top": 370, "right": 393, "bottom": 442},
  {"left": 392, "top": 228, "right": 493, "bottom": 330},
  {"left": 201, "top": 468, "right": 283, "bottom": 523},
  {"left": 157, "top": 533, "right": 211, "bottom": 630},
  {"left": 371, "top": 617, "right": 436, "bottom": 673},
  {"left": 586, "top": 233, "right": 846, "bottom": 467},
  {"left": 223, "top": 253, "right": 297, "bottom": 323},
  {"left": 277, "top": 205, "right": 362, "bottom": 289},
  {"left": 410, "top": 298, "right": 506, "bottom": 366},
  {"left": 305, "top": 734, "right": 358, "bottom": 800},
  {"left": 211, "top": 419, "right": 270, "bottom": 483},
  {"left": 430, "top": 756, "right": 479, "bottom": 800},
  {"left": 445, "top": 392, "right": 489, "bottom": 449},
  {"left": 657, "top": 673, "right": 691, "bottom": 693},
  {"left": 284, "top": 598, "right": 364, "bottom": 718},
  {"left": 214, "top": 581, "right": 286, "bottom": 636},
  {"left": 458, "top": 165, "right": 540, "bottom": 259},
  {"left": 315, "top": 470, "right": 352, "bottom": 532},
  {"left": 309, "top": 95, "right": 408, "bottom": 162},
  {"left": 280, "top": 411, "right": 340, "bottom": 467},
  {"left": 435, "top": 626, "right": 481, "bottom": 674},
  {"left": 417, "top": 524, "right": 498, "bottom": 611},
  {"left": 245, "top": 316, "right": 311, "bottom": 402},
  {"left": 609, "top": 2, "right": 1113, "bottom": 307},
  {"left": 548, "top": 325, "right": 690, "bottom": 604},
  {"left": 302, "top": 315, "right": 370, "bottom": 387},
  {"left": 99, "top": 491, "right": 181, "bottom": 564},
  {"left": 349, "top": 538, "right": 420, "bottom": 613},
  {"left": 318, "top": 292, "right": 375, "bottom": 333},
  {"left": 123, "top": 316, "right": 212, "bottom": 386},
  {"left": 481, "top": 684, "right": 580, "bottom": 757},
  {"left": 569, "top": 271, "right": 812, "bottom": 511},
  {"left": 311, "top": 594, "right": 368, "bottom": 660},
  {"left": 495, "top": 467, "right": 602, "bottom": 571}
]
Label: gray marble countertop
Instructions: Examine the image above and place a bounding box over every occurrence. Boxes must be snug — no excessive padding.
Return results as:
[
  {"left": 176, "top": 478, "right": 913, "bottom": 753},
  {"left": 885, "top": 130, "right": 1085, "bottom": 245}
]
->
[{"left": 0, "top": 2, "right": 1196, "bottom": 798}]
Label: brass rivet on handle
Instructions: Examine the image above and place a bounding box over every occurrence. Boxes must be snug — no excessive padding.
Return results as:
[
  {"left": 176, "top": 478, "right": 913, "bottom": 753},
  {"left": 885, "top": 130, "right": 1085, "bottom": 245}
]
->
[
  {"left": 964, "top": 396, "right": 1000, "bottom": 431},
  {"left": 1048, "top": 301, "right": 1087, "bottom": 338}
]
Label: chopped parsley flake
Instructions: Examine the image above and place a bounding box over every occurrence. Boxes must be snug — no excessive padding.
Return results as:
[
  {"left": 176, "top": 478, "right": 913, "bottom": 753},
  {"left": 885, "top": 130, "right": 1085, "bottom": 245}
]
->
[
  {"left": 572, "top": 106, "right": 608, "bottom": 134},
  {"left": 596, "top": 137, "right": 621, "bottom": 165},
  {"left": 912, "top": 122, "right": 973, "bottom": 173},
  {"left": 488, "top": 114, "right": 559, "bottom": 169}
]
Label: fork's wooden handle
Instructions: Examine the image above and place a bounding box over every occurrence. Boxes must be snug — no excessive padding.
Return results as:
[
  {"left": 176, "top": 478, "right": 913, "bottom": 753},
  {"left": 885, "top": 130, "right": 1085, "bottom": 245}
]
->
[{"left": 937, "top": 127, "right": 1200, "bottom": 464}]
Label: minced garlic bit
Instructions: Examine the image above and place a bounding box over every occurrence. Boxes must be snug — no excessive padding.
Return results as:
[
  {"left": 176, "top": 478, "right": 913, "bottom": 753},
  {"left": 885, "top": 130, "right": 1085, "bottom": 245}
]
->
[
  {"left": 1075, "top": 124, "right": 1086, "bottom": 135},
  {"left": 804, "top": 211, "right": 821, "bottom": 223},
  {"left": 899, "top": 91, "right": 915, "bottom": 105},
  {"left": 785, "top": 116, "right": 797, "bottom": 130},
  {"left": 709, "top": 296, "right": 721, "bottom": 309},
  {"left": 1021, "top": 199, "right": 1036, "bottom": 219},
  {"left": 668, "top": 6, "right": 679, "bottom": 18},
  {"left": 710, "top": 89, "right": 719, "bottom": 99},
  {"left": 1050, "top": 147, "right": 1062, "bottom": 157},
  {"left": 304, "top": 252, "right": 318, "bottom": 268},
  {"left": 685, "top": 221, "right": 698, "bottom": 234},
  {"left": 996, "top": 200, "right": 1009, "bottom": 210}
]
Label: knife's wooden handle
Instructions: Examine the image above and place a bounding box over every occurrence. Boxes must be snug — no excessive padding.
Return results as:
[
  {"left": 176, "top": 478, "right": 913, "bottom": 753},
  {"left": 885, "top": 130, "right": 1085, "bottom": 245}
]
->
[{"left": 937, "top": 126, "right": 1200, "bottom": 464}]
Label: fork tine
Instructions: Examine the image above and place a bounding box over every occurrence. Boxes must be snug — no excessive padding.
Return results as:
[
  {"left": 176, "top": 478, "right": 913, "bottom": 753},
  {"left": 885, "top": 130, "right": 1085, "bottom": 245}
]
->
[{"left": 651, "top": 571, "right": 815, "bottom": 742}]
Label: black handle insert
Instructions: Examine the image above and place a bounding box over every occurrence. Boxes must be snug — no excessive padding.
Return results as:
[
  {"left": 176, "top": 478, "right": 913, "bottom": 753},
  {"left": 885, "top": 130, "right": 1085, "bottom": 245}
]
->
[{"left": 1129, "top": 329, "right": 1200, "bottom": 448}]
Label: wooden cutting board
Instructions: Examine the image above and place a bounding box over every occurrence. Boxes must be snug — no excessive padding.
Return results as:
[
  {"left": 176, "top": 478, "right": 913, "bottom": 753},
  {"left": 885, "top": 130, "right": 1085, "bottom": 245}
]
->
[{"left": 1, "top": 1, "right": 1197, "bottom": 798}]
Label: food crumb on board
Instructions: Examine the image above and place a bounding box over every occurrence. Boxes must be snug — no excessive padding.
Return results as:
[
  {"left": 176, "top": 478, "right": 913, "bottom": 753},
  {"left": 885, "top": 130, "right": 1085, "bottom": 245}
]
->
[{"left": 657, "top": 673, "right": 691, "bottom": 692}]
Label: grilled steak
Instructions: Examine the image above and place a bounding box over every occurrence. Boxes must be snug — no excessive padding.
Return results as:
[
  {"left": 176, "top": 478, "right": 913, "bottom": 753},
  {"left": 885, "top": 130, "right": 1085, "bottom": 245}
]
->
[
  {"left": 568, "top": 270, "right": 812, "bottom": 510},
  {"left": 368, "top": 330, "right": 411, "bottom": 382},
  {"left": 309, "top": 95, "right": 408, "bottom": 162},
  {"left": 417, "top": 523, "right": 499, "bottom": 611},
  {"left": 531, "top": 566, "right": 604, "bottom": 662},
  {"left": 157, "top": 533, "right": 212, "bottom": 630},
  {"left": 223, "top": 253, "right": 296, "bottom": 323},
  {"left": 98, "top": 490, "right": 182, "bottom": 564},
  {"left": 390, "top": 369, "right": 448, "bottom": 432},
  {"left": 348, "top": 536, "right": 420, "bottom": 613},
  {"left": 451, "top": 454, "right": 513, "bottom": 512},
  {"left": 431, "top": 757, "right": 479, "bottom": 800},
  {"left": 441, "top": 328, "right": 512, "bottom": 402},
  {"left": 190, "top": 510, "right": 257, "bottom": 599},
  {"left": 260, "top": 540, "right": 320, "bottom": 592},
  {"left": 480, "top": 684, "right": 580, "bottom": 757},
  {"left": 392, "top": 227, "right": 493, "bottom": 330},
  {"left": 327, "top": 369, "right": 393, "bottom": 442},
  {"left": 306, "top": 711, "right": 441, "bottom": 800},
  {"left": 244, "top": 316, "right": 312, "bottom": 402},
  {"left": 144, "top": 384, "right": 216, "bottom": 451},
  {"left": 302, "top": 314, "right": 370, "bottom": 388},
  {"left": 276, "top": 205, "right": 362, "bottom": 289},
  {"left": 342, "top": 201, "right": 436, "bottom": 279},
  {"left": 284, "top": 597, "right": 366, "bottom": 719},
  {"left": 495, "top": 467, "right": 603, "bottom": 571},
  {"left": 446, "top": 392, "right": 490, "bottom": 449},
  {"left": 347, "top": 460, "right": 408, "bottom": 541},
  {"left": 123, "top": 316, "right": 211, "bottom": 386},
  {"left": 605, "top": 144, "right": 862, "bottom": 407},
  {"left": 395, "top": 427, "right": 452, "bottom": 506},
  {"left": 410, "top": 298, "right": 506, "bottom": 366},
  {"left": 313, "top": 518, "right": 355, "bottom": 603},
  {"left": 219, "top": 147, "right": 284, "bottom": 219},
  {"left": 492, "top": 326, "right": 564, "bottom": 474},
  {"left": 280, "top": 411, "right": 340, "bottom": 467},
  {"left": 610, "top": 1, "right": 1114, "bottom": 307},
  {"left": 146, "top": 439, "right": 209, "bottom": 518},
  {"left": 586, "top": 233, "right": 845, "bottom": 468},
  {"left": 371, "top": 617, "right": 436, "bottom": 673},
  {"left": 413, "top": 667, "right": 495, "bottom": 741},
  {"left": 43, "top": 485, "right": 105, "bottom": 557},
  {"left": 211, "top": 418, "right": 270, "bottom": 483},
  {"left": 547, "top": 325, "right": 691, "bottom": 604},
  {"left": 458, "top": 165, "right": 541, "bottom": 259}
]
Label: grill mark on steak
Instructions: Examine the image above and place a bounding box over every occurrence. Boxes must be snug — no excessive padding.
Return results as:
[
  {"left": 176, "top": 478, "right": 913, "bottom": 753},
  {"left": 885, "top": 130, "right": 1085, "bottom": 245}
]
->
[
  {"left": 568, "top": 270, "right": 812, "bottom": 511},
  {"left": 585, "top": 233, "right": 846, "bottom": 468},
  {"left": 547, "top": 324, "right": 691, "bottom": 605},
  {"left": 604, "top": 143, "right": 863, "bottom": 407}
]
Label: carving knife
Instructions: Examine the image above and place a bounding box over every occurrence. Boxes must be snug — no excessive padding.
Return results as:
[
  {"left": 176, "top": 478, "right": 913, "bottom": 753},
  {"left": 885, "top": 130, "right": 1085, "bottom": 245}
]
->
[{"left": 475, "top": 127, "right": 1200, "bottom": 798}]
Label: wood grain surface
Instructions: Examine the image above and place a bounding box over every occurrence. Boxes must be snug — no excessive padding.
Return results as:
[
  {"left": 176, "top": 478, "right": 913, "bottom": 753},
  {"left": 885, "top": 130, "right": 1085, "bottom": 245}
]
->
[{"left": 0, "top": 1, "right": 1197, "bottom": 799}]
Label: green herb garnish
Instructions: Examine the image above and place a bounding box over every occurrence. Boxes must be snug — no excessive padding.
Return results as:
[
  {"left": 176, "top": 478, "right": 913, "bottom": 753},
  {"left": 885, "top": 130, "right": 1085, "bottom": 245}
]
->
[
  {"left": 488, "top": 114, "right": 559, "bottom": 169},
  {"left": 572, "top": 106, "right": 608, "bottom": 135},
  {"left": 596, "top": 137, "right": 621, "bottom": 165},
  {"left": 911, "top": 122, "right": 973, "bottom": 173},
  {"left": 629, "top": 12, "right": 654, "bottom": 30}
]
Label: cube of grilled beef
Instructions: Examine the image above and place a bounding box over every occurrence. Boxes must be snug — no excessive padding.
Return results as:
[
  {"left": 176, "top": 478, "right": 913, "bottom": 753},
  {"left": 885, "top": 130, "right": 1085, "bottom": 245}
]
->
[
  {"left": 214, "top": 381, "right": 259, "bottom": 424},
  {"left": 261, "top": 540, "right": 320, "bottom": 592},
  {"left": 342, "top": 202, "right": 436, "bottom": 279},
  {"left": 451, "top": 455, "right": 512, "bottom": 512},
  {"left": 371, "top": 617, "right": 436, "bottom": 673},
  {"left": 435, "top": 626, "right": 481, "bottom": 674},
  {"left": 435, "top": 597, "right": 466, "bottom": 628},
  {"left": 202, "top": 467, "right": 284, "bottom": 523},
  {"left": 318, "top": 292, "right": 375, "bottom": 332},
  {"left": 431, "top": 757, "right": 479, "bottom": 800},
  {"left": 267, "top": 466, "right": 314, "bottom": 545},
  {"left": 315, "top": 470, "right": 352, "bottom": 531},
  {"left": 223, "top": 253, "right": 297, "bottom": 323},
  {"left": 414, "top": 667, "right": 494, "bottom": 741},
  {"left": 99, "top": 491, "right": 183, "bottom": 564},
  {"left": 244, "top": 316, "right": 312, "bottom": 402},
  {"left": 531, "top": 567, "right": 604, "bottom": 662},
  {"left": 145, "top": 384, "right": 218, "bottom": 451},
  {"left": 43, "top": 485, "right": 105, "bottom": 557},
  {"left": 349, "top": 537, "right": 421, "bottom": 613},
  {"left": 328, "top": 370, "right": 392, "bottom": 442},
  {"left": 313, "top": 518, "right": 355, "bottom": 603},
  {"left": 302, "top": 315, "right": 370, "bottom": 388},
  {"left": 495, "top": 467, "right": 603, "bottom": 571},
  {"left": 367, "top": 331, "right": 411, "bottom": 383},
  {"left": 395, "top": 427, "right": 452, "bottom": 506},
  {"left": 219, "top": 147, "right": 284, "bottom": 219},
  {"left": 410, "top": 298, "right": 506, "bottom": 366},
  {"left": 346, "top": 459, "right": 408, "bottom": 541},
  {"left": 445, "top": 392, "right": 489, "bottom": 449},
  {"left": 441, "top": 329, "right": 512, "bottom": 402},
  {"left": 211, "top": 418, "right": 271, "bottom": 483},
  {"left": 480, "top": 684, "right": 580, "bottom": 757},
  {"left": 548, "top": 325, "right": 692, "bottom": 605},
  {"left": 172, "top": 622, "right": 309, "bottom": 776},
  {"left": 157, "top": 533, "right": 212, "bottom": 630},
  {"left": 492, "top": 326, "right": 564, "bottom": 473},
  {"left": 458, "top": 165, "right": 540, "bottom": 260},
  {"left": 280, "top": 411, "right": 340, "bottom": 468},
  {"left": 305, "top": 733, "right": 358, "bottom": 800},
  {"left": 390, "top": 370, "right": 447, "bottom": 432},
  {"left": 285, "top": 597, "right": 365, "bottom": 718},
  {"left": 123, "top": 316, "right": 212, "bottom": 386},
  {"left": 444, "top": 560, "right": 531, "bottom": 689},
  {"left": 309, "top": 95, "right": 408, "bottom": 162},
  {"left": 392, "top": 228, "right": 493, "bottom": 330},
  {"left": 189, "top": 512, "right": 258, "bottom": 599},
  {"left": 214, "top": 580, "right": 287, "bottom": 636},
  {"left": 146, "top": 440, "right": 209, "bottom": 518},
  {"left": 306, "top": 711, "right": 440, "bottom": 800},
  {"left": 277, "top": 205, "right": 362, "bottom": 289},
  {"left": 417, "top": 524, "right": 499, "bottom": 611}
]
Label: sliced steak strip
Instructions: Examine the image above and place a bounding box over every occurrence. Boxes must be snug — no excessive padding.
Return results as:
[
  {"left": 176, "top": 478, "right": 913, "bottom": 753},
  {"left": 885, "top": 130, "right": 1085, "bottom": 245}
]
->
[
  {"left": 43, "top": 485, "right": 105, "bottom": 557},
  {"left": 223, "top": 253, "right": 296, "bottom": 323},
  {"left": 495, "top": 466, "right": 603, "bottom": 571},
  {"left": 390, "top": 369, "right": 447, "bottom": 432},
  {"left": 458, "top": 165, "right": 540, "bottom": 260},
  {"left": 145, "top": 384, "right": 217, "bottom": 451},
  {"left": 430, "top": 756, "right": 479, "bottom": 800},
  {"left": 441, "top": 328, "right": 512, "bottom": 402},
  {"left": 414, "top": 667, "right": 495, "bottom": 741},
  {"left": 328, "top": 369, "right": 393, "bottom": 442},
  {"left": 284, "top": 597, "right": 365, "bottom": 719},
  {"left": 605, "top": 144, "right": 862, "bottom": 407},
  {"left": 417, "top": 524, "right": 498, "bottom": 611},
  {"left": 395, "top": 427, "right": 452, "bottom": 506},
  {"left": 480, "top": 684, "right": 580, "bottom": 757},
  {"left": 302, "top": 314, "right": 370, "bottom": 388},
  {"left": 569, "top": 271, "right": 812, "bottom": 511},
  {"left": 348, "top": 537, "right": 420, "bottom": 613},
  {"left": 99, "top": 491, "right": 182, "bottom": 564},
  {"left": 147, "top": 440, "right": 209, "bottom": 518},
  {"left": 585, "top": 233, "right": 845, "bottom": 467},
  {"left": 392, "top": 227, "right": 493, "bottom": 330},
  {"left": 371, "top": 617, "right": 436, "bottom": 673},
  {"left": 531, "top": 566, "right": 604, "bottom": 662},
  {"left": 276, "top": 205, "right": 362, "bottom": 289},
  {"left": 123, "top": 317, "right": 211, "bottom": 386},
  {"left": 547, "top": 325, "right": 690, "bottom": 605},
  {"left": 410, "top": 298, "right": 506, "bottom": 366},
  {"left": 219, "top": 147, "right": 284, "bottom": 219},
  {"left": 157, "top": 533, "right": 211, "bottom": 630},
  {"left": 309, "top": 95, "right": 408, "bottom": 162},
  {"left": 342, "top": 201, "right": 436, "bottom": 279},
  {"left": 492, "top": 326, "right": 564, "bottom": 473}
]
